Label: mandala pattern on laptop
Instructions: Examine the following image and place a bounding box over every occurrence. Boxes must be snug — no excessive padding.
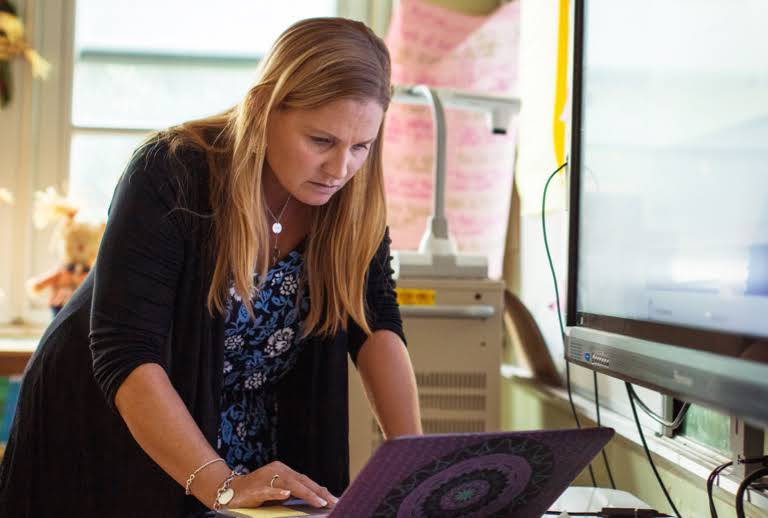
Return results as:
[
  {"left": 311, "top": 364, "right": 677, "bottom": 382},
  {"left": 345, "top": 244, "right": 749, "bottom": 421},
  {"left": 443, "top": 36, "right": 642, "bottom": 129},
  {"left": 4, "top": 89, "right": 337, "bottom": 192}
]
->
[{"left": 372, "top": 436, "right": 554, "bottom": 518}]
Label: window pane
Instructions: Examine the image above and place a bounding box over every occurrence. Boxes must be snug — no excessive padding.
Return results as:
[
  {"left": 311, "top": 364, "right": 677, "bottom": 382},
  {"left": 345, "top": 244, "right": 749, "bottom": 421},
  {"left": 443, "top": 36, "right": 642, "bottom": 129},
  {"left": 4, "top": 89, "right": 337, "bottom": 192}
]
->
[
  {"left": 68, "top": 131, "right": 149, "bottom": 222},
  {"left": 72, "top": 61, "right": 256, "bottom": 129},
  {"left": 75, "top": 0, "right": 337, "bottom": 55},
  {"left": 69, "top": 1, "right": 339, "bottom": 215},
  {"left": 72, "top": 0, "right": 338, "bottom": 129},
  {"left": 679, "top": 404, "right": 730, "bottom": 454}
]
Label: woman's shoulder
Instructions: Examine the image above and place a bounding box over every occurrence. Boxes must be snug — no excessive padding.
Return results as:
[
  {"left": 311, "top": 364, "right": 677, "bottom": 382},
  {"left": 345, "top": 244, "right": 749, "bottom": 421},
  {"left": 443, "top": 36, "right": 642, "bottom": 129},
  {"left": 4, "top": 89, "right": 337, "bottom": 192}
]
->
[
  {"left": 117, "top": 133, "right": 212, "bottom": 212},
  {"left": 125, "top": 133, "right": 208, "bottom": 184},
  {"left": 371, "top": 227, "right": 393, "bottom": 264}
]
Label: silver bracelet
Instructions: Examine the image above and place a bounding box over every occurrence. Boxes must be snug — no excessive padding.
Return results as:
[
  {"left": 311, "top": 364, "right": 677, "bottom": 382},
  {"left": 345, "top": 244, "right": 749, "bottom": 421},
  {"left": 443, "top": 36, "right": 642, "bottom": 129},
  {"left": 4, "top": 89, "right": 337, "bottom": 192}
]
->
[
  {"left": 185, "top": 457, "right": 226, "bottom": 496},
  {"left": 213, "top": 471, "right": 240, "bottom": 510}
]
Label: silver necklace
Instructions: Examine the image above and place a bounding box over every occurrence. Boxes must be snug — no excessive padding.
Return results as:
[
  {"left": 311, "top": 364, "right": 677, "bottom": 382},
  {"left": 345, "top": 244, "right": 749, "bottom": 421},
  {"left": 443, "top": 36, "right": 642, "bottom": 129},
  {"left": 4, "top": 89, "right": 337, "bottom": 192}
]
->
[{"left": 266, "top": 195, "right": 291, "bottom": 264}]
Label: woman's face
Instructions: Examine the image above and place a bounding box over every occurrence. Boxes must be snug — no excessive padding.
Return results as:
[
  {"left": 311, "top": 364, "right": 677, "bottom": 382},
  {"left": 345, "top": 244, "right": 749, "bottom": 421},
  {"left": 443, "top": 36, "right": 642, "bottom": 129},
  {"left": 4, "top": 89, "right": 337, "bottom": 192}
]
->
[{"left": 264, "top": 97, "right": 384, "bottom": 206}]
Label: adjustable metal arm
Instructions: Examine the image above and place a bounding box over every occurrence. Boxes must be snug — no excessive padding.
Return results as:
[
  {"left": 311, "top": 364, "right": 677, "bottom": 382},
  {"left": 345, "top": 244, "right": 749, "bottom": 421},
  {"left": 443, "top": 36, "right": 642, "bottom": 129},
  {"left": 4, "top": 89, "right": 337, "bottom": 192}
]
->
[
  {"left": 408, "top": 85, "right": 454, "bottom": 254},
  {"left": 389, "top": 84, "right": 520, "bottom": 279}
]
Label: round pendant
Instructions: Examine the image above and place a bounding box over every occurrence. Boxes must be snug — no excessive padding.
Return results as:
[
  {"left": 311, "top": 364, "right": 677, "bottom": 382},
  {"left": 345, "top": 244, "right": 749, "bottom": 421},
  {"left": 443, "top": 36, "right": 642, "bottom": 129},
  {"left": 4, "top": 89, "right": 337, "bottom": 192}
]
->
[
  {"left": 272, "top": 222, "right": 283, "bottom": 234},
  {"left": 217, "top": 487, "right": 235, "bottom": 506}
]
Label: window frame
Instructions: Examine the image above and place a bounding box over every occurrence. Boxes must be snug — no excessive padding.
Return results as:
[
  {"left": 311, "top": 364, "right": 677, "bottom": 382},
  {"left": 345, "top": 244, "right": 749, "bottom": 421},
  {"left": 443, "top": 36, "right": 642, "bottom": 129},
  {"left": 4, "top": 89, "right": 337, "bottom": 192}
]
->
[{"left": 0, "top": 0, "right": 75, "bottom": 328}]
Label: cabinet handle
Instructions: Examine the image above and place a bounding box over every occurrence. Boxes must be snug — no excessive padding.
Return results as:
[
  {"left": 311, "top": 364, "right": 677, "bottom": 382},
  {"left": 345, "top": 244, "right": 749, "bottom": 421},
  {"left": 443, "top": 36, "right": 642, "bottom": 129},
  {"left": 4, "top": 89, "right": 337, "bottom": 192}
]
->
[{"left": 399, "top": 305, "right": 495, "bottom": 319}]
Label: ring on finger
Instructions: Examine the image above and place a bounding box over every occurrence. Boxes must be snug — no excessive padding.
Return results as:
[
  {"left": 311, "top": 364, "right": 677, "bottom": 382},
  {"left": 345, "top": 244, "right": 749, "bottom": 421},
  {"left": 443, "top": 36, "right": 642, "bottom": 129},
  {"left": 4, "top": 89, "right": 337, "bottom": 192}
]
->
[{"left": 270, "top": 474, "right": 280, "bottom": 488}]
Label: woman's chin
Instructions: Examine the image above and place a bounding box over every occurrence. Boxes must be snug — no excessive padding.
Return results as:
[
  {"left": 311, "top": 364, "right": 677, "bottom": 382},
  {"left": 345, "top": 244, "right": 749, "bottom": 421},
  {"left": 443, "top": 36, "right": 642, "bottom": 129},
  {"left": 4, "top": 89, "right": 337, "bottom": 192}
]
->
[{"left": 295, "top": 191, "right": 335, "bottom": 207}]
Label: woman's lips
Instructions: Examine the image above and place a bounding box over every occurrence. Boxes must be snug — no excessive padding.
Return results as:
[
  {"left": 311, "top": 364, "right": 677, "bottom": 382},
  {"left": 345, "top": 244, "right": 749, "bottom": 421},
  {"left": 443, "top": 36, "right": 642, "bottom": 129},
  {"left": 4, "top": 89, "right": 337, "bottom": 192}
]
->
[{"left": 309, "top": 181, "right": 341, "bottom": 194}]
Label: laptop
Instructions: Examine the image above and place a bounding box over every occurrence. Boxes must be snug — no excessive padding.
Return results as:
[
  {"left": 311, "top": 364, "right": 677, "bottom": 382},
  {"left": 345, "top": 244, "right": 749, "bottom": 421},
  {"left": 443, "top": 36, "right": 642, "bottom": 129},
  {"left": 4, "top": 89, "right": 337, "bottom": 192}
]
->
[{"left": 218, "top": 427, "right": 614, "bottom": 518}]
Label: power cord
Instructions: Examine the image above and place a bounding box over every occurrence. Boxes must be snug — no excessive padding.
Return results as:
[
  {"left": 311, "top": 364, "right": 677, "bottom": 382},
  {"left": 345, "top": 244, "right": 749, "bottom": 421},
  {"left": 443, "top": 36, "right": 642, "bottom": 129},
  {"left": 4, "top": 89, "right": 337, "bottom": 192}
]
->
[
  {"left": 543, "top": 509, "right": 672, "bottom": 517},
  {"left": 736, "top": 465, "right": 768, "bottom": 518},
  {"left": 543, "top": 161, "right": 682, "bottom": 516},
  {"left": 626, "top": 382, "right": 682, "bottom": 518},
  {"left": 708, "top": 455, "right": 768, "bottom": 518},
  {"left": 707, "top": 459, "right": 732, "bottom": 518},
  {"left": 544, "top": 163, "right": 619, "bottom": 489},
  {"left": 595, "top": 372, "right": 617, "bottom": 489},
  {"left": 626, "top": 384, "right": 690, "bottom": 429},
  {"left": 542, "top": 162, "right": 597, "bottom": 487}
]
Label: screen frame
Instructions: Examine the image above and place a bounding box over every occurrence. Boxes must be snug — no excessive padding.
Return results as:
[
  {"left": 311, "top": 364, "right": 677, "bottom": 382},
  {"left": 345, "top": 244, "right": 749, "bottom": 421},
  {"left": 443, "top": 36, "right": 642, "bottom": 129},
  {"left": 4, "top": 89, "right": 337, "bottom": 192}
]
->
[{"left": 565, "top": 0, "right": 768, "bottom": 426}]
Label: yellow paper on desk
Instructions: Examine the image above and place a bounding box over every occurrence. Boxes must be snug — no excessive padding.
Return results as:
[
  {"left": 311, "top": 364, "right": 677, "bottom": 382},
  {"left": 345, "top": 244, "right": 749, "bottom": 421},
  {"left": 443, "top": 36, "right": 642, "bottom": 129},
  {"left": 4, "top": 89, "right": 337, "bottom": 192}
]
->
[{"left": 228, "top": 507, "right": 309, "bottom": 517}]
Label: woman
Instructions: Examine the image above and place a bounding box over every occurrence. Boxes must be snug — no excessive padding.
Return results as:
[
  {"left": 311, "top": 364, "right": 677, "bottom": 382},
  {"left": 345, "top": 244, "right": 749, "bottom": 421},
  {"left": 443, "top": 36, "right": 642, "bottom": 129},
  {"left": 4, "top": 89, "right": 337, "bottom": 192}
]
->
[{"left": 0, "top": 17, "right": 421, "bottom": 517}]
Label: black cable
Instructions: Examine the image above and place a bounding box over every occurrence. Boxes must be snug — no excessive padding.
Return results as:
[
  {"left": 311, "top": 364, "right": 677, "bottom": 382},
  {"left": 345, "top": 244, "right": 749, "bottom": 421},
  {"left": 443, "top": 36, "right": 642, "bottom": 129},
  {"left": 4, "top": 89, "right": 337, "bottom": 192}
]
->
[
  {"left": 566, "top": 360, "right": 596, "bottom": 487},
  {"left": 734, "top": 456, "right": 768, "bottom": 518},
  {"left": 544, "top": 512, "right": 599, "bottom": 517},
  {"left": 707, "top": 455, "right": 768, "bottom": 518},
  {"left": 627, "top": 384, "right": 690, "bottom": 430},
  {"left": 543, "top": 512, "right": 599, "bottom": 517},
  {"left": 706, "top": 460, "right": 732, "bottom": 518},
  {"left": 542, "top": 162, "right": 597, "bottom": 487},
  {"left": 626, "top": 382, "right": 682, "bottom": 518},
  {"left": 543, "top": 508, "right": 672, "bottom": 517},
  {"left": 736, "top": 466, "right": 768, "bottom": 518},
  {"left": 541, "top": 163, "right": 568, "bottom": 346},
  {"left": 594, "top": 371, "right": 617, "bottom": 489}
]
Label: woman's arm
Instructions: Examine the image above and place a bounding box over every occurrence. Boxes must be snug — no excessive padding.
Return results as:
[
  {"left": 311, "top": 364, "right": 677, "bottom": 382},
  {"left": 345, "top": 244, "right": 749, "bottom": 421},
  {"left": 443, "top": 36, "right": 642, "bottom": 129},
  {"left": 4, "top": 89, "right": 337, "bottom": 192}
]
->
[
  {"left": 116, "top": 363, "right": 336, "bottom": 509},
  {"left": 115, "top": 363, "right": 238, "bottom": 506},
  {"left": 93, "top": 147, "right": 334, "bottom": 509},
  {"left": 350, "top": 229, "right": 421, "bottom": 437},
  {"left": 355, "top": 329, "right": 422, "bottom": 438}
]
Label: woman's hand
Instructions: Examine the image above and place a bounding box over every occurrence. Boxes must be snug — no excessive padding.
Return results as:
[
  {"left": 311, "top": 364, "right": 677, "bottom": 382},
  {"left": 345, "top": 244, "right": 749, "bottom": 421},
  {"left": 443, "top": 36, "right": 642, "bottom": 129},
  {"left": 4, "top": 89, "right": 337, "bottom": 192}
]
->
[{"left": 227, "top": 461, "right": 339, "bottom": 509}]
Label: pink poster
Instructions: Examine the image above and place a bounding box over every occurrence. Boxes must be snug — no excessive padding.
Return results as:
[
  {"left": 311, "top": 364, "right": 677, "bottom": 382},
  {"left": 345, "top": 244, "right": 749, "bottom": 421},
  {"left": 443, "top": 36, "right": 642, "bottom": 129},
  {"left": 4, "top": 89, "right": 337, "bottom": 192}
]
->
[{"left": 383, "top": 0, "right": 520, "bottom": 279}]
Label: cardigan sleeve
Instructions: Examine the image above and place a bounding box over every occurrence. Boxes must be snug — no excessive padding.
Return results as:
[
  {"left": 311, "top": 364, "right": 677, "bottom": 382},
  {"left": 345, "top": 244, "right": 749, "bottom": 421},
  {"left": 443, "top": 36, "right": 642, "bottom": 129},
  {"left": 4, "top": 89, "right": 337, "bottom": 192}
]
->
[
  {"left": 89, "top": 142, "right": 187, "bottom": 410},
  {"left": 347, "top": 227, "right": 407, "bottom": 365}
]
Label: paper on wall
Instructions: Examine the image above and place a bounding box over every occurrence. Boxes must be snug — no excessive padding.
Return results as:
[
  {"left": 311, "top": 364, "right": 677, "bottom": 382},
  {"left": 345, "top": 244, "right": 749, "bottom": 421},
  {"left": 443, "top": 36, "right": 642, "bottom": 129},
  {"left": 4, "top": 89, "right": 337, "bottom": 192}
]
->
[{"left": 383, "top": 0, "right": 520, "bottom": 279}]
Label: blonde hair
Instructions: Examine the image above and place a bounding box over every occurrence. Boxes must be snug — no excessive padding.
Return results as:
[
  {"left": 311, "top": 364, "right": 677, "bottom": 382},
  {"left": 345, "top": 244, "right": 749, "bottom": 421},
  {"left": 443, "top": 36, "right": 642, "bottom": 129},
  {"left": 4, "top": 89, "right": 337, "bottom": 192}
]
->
[{"left": 163, "top": 18, "right": 391, "bottom": 338}]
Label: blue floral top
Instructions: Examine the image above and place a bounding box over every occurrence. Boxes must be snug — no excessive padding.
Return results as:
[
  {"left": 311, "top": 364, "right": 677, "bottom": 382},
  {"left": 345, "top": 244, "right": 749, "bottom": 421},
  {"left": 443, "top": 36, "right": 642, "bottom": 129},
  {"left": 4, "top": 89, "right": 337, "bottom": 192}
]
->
[{"left": 217, "top": 248, "right": 310, "bottom": 474}]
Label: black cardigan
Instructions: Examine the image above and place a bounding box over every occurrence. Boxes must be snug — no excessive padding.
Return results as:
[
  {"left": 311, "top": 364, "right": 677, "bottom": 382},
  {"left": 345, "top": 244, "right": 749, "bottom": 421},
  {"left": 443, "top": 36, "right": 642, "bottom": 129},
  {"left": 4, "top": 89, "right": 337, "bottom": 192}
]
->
[{"left": 0, "top": 141, "right": 405, "bottom": 518}]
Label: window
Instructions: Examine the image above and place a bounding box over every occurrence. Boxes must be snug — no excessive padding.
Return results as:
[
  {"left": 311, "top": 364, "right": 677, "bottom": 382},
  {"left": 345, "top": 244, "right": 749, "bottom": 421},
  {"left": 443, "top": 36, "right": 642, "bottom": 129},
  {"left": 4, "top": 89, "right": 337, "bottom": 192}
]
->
[
  {"left": 677, "top": 403, "right": 730, "bottom": 454},
  {"left": 70, "top": 0, "right": 337, "bottom": 221},
  {"left": 2, "top": 0, "right": 386, "bottom": 326}
]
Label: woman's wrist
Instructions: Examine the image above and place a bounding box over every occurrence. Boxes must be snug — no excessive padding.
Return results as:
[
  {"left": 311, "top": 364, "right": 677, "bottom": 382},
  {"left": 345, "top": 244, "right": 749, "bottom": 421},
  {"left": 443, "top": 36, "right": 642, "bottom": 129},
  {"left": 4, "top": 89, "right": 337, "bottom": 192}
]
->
[
  {"left": 225, "top": 474, "right": 257, "bottom": 509},
  {"left": 189, "top": 462, "right": 236, "bottom": 509},
  {"left": 185, "top": 457, "right": 226, "bottom": 495},
  {"left": 213, "top": 471, "right": 241, "bottom": 510}
]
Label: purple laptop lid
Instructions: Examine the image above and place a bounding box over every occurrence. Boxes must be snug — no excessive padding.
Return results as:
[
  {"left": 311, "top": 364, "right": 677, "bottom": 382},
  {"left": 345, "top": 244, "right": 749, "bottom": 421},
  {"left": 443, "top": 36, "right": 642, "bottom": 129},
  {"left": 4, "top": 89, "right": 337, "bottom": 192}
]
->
[
  {"left": 329, "top": 427, "right": 613, "bottom": 517},
  {"left": 221, "top": 427, "right": 613, "bottom": 518}
]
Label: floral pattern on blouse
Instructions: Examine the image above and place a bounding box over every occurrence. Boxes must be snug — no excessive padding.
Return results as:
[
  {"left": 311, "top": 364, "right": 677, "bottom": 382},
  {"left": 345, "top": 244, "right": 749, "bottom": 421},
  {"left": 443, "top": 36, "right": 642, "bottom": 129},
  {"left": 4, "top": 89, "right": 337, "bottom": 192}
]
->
[{"left": 217, "top": 249, "right": 309, "bottom": 474}]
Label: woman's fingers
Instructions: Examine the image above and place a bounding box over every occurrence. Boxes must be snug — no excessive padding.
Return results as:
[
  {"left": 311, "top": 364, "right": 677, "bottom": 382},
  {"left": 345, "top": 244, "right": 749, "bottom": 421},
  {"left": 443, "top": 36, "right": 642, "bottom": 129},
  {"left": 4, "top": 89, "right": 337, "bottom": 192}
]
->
[
  {"left": 233, "top": 486, "right": 291, "bottom": 508},
  {"left": 278, "top": 477, "right": 328, "bottom": 508},
  {"left": 295, "top": 474, "right": 338, "bottom": 507},
  {"left": 259, "top": 461, "right": 334, "bottom": 508}
]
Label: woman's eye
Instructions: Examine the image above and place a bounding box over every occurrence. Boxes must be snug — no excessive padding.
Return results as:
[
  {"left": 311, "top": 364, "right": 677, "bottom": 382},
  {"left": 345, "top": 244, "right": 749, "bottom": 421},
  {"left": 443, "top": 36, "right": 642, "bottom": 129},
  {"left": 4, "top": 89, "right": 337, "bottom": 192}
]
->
[
  {"left": 311, "top": 137, "right": 332, "bottom": 146},
  {"left": 353, "top": 143, "right": 370, "bottom": 151}
]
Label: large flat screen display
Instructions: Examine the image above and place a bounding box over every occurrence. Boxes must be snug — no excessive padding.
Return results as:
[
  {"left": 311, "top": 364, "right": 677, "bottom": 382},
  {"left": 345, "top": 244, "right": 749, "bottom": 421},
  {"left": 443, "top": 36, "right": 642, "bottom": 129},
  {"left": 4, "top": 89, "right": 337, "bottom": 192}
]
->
[{"left": 566, "top": 0, "right": 768, "bottom": 425}]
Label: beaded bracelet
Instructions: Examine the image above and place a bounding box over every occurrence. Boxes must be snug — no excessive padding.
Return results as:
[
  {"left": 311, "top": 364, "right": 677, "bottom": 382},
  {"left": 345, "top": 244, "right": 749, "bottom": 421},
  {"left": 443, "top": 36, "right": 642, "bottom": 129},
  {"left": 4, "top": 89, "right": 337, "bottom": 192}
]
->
[{"left": 185, "top": 457, "right": 226, "bottom": 496}]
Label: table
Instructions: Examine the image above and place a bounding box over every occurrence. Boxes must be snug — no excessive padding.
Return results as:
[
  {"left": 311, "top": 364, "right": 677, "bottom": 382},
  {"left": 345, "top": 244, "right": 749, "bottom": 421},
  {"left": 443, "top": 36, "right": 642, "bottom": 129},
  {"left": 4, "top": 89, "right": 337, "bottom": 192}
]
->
[
  {"left": 0, "top": 336, "right": 38, "bottom": 375},
  {"left": 545, "top": 487, "right": 654, "bottom": 516}
]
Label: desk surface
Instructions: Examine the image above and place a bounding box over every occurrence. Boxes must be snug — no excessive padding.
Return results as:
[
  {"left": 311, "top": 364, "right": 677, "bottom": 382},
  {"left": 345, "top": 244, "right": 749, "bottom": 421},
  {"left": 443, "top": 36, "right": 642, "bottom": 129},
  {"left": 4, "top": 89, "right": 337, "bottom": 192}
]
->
[
  {"left": 547, "top": 487, "right": 652, "bottom": 514},
  {"left": 220, "top": 487, "right": 653, "bottom": 517},
  {"left": 0, "top": 337, "right": 39, "bottom": 376}
]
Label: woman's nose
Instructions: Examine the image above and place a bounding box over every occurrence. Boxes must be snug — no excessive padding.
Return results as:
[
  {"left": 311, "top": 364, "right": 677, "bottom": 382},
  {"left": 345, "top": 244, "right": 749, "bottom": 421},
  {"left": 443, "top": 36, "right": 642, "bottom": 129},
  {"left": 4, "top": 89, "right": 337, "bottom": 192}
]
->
[{"left": 323, "top": 150, "right": 350, "bottom": 180}]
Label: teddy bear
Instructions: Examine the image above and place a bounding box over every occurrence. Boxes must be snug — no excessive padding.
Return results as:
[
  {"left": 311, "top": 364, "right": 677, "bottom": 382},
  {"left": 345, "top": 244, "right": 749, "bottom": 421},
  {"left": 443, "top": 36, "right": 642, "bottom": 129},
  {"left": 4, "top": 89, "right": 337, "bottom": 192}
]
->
[{"left": 26, "top": 187, "right": 104, "bottom": 317}]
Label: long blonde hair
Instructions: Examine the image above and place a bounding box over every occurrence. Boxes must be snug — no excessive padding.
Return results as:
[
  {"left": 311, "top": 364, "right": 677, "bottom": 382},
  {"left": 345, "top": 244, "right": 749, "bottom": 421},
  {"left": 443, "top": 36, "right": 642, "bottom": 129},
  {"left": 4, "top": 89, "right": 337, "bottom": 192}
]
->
[{"left": 164, "top": 18, "right": 391, "bottom": 338}]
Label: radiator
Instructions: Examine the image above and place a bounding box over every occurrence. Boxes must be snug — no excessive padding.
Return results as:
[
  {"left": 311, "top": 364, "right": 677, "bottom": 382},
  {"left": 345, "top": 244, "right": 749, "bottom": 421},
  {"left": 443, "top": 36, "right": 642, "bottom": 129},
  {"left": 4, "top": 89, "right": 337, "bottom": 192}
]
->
[{"left": 348, "top": 278, "right": 504, "bottom": 478}]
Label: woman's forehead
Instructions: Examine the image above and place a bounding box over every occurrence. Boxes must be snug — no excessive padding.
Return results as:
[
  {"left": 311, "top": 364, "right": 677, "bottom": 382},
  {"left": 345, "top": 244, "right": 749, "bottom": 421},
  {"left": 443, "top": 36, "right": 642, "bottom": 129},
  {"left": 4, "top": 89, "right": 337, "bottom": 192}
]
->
[{"left": 281, "top": 98, "right": 384, "bottom": 138}]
